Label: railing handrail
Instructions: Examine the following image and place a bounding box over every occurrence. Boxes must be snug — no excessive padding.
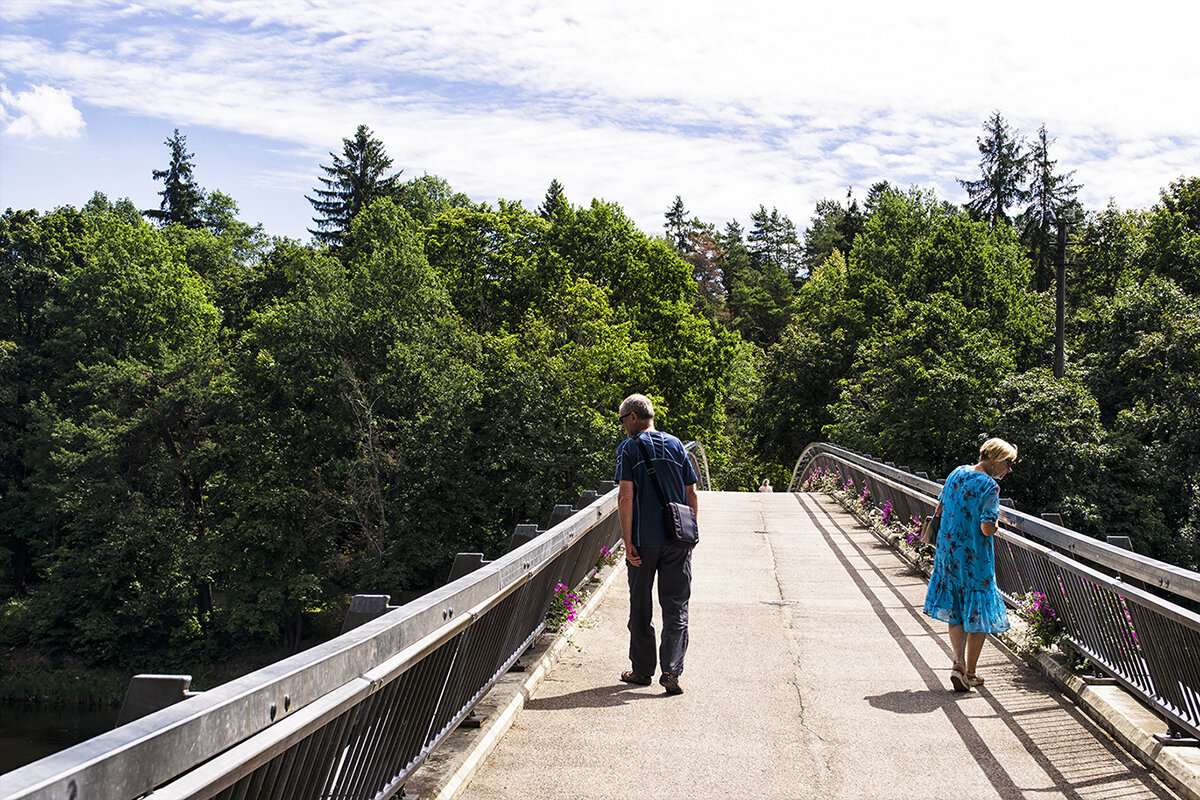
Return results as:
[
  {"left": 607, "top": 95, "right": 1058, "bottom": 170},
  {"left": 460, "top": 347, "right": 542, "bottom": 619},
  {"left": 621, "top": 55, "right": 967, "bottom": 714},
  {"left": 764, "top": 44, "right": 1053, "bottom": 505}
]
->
[
  {"left": 789, "top": 442, "right": 1200, "bottom": 604},
  {"left": 3, "top": 488, "right": 621, "bottom": 800}
]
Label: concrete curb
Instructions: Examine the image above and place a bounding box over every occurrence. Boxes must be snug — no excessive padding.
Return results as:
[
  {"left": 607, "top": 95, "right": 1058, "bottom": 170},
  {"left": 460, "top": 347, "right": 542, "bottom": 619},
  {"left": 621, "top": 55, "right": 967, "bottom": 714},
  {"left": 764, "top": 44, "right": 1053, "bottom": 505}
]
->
[{"left": 407, "top": 559, "right": 627, "bottom": 800}]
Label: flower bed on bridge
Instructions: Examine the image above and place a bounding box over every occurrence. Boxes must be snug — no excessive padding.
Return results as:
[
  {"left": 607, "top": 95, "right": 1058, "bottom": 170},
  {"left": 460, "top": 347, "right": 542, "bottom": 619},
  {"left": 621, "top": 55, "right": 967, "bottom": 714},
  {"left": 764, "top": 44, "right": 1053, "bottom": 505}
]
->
[
  {"left": 802, "top": 466, "right": 935, "bottom": 573},
  {"left": 802, "top": 466, "right": 1065, "bottom": 657}
]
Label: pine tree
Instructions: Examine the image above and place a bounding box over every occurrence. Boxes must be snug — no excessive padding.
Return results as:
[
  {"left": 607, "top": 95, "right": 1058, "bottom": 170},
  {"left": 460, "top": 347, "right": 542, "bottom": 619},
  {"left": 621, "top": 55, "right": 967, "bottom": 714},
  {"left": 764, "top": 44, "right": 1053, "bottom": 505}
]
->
[
  {"left": 959, "top": 112, "right": 1030, "bottom": 227},
  {"left": 537, "top": 179, "right": 568, "bottom": 220},
  {"left": 145, "top": 129, "right": 203, "bottom": 228},
  {"left": 307, "top": 124, "right": 402, "bottom": 246},
  {"left": 1019, "top": 125, "right": 1082, "bottom": 291}
]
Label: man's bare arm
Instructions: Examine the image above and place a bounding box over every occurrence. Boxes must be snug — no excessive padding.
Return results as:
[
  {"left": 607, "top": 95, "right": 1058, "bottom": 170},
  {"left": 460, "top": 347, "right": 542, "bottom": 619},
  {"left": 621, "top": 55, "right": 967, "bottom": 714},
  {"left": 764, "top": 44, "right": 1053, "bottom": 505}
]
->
[{"left": 619, "top": 480, "right": 640, "bottom": 566}]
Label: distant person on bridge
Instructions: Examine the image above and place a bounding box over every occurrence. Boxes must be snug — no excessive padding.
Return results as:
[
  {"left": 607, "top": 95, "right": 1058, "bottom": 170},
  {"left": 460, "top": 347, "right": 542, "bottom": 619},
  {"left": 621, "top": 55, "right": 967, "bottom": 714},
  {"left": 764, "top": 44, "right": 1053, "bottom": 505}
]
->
[
  {"left": 615, "top": 393, "right": 699, "bottom": 695},
  {"left": 923, "top": 437, "right": 1017, "bottom": 692},
  {"left": 758, "top": 479, "right": 773, "bottom": 492}
]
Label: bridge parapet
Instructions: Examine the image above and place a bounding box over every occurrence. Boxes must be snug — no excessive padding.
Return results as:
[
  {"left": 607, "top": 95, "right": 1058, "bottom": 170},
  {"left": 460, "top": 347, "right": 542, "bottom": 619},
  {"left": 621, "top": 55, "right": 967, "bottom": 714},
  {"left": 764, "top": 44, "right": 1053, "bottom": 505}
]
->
[
  {"left": 790, "top": 442, "right": 1200, "bottom": 745},
  {"left": 1, "top": 477, "right": 634, "bottom": 800}
]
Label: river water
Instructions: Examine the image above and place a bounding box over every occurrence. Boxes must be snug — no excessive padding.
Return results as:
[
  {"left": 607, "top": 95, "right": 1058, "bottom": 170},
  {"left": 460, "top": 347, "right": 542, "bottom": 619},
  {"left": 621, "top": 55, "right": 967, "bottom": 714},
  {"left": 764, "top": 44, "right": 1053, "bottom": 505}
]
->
[{"left": 0, "top": 703, "right": 117, "bottom": 773}]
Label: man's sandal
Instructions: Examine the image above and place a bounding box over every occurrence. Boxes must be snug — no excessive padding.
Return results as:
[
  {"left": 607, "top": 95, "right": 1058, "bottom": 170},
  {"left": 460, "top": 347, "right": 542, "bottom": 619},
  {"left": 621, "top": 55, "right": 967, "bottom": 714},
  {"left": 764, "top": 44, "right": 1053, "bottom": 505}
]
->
[{"left": 620, "top": 670, "right": 651, "bottom": 686}]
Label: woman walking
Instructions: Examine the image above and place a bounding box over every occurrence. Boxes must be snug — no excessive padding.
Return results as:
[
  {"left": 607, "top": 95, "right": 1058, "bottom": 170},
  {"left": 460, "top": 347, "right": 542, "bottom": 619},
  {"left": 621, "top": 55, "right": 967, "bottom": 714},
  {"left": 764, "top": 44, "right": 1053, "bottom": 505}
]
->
[{"left": 923, "top": 438, "right": 1017, "bottom": 691}]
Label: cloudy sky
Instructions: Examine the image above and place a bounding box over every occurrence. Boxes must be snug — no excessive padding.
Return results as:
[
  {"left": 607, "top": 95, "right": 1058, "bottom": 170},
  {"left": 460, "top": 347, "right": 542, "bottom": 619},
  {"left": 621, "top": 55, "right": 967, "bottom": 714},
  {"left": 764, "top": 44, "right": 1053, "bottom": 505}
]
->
[{"left": 2, "top": 1, "right": 1197, "bottom": 242}]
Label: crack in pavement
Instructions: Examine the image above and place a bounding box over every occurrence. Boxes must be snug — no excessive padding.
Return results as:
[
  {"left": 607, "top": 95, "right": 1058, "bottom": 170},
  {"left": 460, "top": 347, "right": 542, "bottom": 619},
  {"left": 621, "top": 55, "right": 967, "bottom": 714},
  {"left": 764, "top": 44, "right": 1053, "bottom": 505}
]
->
[{"left": 758, "top": 501, "right": 832, "bottom": 745}]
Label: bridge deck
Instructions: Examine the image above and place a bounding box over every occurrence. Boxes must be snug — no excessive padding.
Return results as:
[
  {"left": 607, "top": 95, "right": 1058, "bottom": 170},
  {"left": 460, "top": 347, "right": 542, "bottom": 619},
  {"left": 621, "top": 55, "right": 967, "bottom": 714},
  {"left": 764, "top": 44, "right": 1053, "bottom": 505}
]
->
[{"left": 456, "top": 491, "right": 1179, "bottom": 799}]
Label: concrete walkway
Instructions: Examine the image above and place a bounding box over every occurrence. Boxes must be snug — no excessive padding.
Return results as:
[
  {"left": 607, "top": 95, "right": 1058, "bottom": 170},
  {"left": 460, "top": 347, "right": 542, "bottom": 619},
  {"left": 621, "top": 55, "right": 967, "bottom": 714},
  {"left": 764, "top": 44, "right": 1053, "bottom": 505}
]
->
[{"left": 457, "top": 491, "right": 1180, "bottom": 800}]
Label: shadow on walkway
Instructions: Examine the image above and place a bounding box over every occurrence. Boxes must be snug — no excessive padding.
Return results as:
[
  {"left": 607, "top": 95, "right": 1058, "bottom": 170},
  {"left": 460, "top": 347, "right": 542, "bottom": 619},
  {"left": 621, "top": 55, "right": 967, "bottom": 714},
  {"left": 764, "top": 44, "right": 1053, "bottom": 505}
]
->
[{"left": 454, "top": 492, "right": 1181, "bottom": 800}]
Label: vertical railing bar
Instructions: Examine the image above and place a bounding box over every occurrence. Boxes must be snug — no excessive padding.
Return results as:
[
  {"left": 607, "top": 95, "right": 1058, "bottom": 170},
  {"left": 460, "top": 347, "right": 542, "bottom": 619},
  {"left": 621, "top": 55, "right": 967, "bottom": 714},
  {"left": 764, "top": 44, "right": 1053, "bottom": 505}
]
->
[
  {"left": 273, "top": 729, "right": 318, "bottom": 800},
  {"left": 339, "top": 689, "right": 388, "bottom": 799},
  {"left": 359, "top": 679, "right": 407, "bottom": 795},
  {"left": 403, "top": 647, "right": 451, "bottom": 768},
  {"left": 1154, "top": 615, "right": 1188, "bottom": 713},
  {"left": 237, "top": 760, "right": 270, "bottom": 800},
  {"left": 1090, "top": 585, "right": 1126, "bottom": 680},
  {"left": 264, "top": 742, "right": 301, "bottom": 800},
  {"left": 1133, "top": 601, "right": 1179, "bottom": 710},
  {"left": 302, "top": 719, "right": 352, "bottom": 800},
  {"left": 431, "top": 627, "right": 477, "bottom": 743},
  {"left": 1106, "top": 588, "right": 1143, "bottom": 688},
  {"left": 317, "top": 705, "right": 361, "bottom": 800},
  {"left": 226, "top": 772, "right": 253, "bottom": 800},
  {"left": 380, "top": 669, "right": 421, "bottom": 780},
  {"left": 419, "top": 632, "right": 465, "bottom": 759},
  {"left": 1065, "top": 574, "right": 1102, "bottom": 668},
  {"left": 357, "top": 682, "right": 406, "bottom": 798},
  {"left": 251, "top": 750, "right": 286, "bottom": 800}
]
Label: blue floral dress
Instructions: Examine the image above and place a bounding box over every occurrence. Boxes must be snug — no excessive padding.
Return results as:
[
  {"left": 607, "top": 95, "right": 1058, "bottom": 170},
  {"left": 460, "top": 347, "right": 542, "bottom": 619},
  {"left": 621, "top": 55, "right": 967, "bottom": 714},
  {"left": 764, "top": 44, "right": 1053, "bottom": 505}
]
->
[{"left": 923, "top": 465, "right": 1010, "bottom": 633}]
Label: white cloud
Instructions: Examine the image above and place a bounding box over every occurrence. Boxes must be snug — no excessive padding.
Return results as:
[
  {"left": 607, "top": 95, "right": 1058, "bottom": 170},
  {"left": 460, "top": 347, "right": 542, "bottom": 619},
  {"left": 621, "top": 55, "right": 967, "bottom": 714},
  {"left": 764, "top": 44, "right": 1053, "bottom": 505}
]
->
[
  {"left": 0, "top": 0, "right": 1197, "bottom": 239},
  {"left": 0, "top": 83, "right": 85, "bottom": 138}
]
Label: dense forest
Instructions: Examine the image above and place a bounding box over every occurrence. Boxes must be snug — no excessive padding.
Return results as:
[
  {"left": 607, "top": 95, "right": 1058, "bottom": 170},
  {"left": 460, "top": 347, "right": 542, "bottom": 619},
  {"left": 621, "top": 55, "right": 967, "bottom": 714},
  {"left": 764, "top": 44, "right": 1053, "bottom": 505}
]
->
[{"left": 1, "top": 116, "right": 1197, "bottom": 673}]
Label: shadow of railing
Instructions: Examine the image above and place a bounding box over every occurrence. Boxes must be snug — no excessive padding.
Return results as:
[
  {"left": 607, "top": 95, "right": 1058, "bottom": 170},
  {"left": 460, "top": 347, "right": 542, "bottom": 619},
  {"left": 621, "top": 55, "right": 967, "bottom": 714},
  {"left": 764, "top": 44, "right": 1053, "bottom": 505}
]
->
[{"left": 789, "top": 442, "right": 1200, "bottom": 745}]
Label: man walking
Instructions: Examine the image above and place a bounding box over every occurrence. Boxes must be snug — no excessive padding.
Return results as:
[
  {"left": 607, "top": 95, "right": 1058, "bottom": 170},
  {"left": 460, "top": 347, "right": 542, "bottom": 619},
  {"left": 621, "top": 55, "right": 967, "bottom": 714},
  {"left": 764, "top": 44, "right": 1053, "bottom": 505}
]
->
[{"left": 615, "top": 394, "right": 699, "bottom": 694}]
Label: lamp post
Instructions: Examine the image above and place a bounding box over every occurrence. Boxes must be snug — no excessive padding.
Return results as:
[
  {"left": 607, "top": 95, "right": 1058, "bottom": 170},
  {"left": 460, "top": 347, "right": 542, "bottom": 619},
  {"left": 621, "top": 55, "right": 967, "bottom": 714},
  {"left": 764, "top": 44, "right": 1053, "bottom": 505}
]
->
[{"left": 1054, "top": 218, "right": 1067, "bottom": 379}]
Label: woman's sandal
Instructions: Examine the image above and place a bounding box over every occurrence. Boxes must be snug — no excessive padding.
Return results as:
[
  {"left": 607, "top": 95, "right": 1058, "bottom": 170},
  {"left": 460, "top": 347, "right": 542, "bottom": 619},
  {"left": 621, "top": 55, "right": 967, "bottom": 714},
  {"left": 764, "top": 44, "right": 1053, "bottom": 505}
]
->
[{"left": 950, "top": 661, "right": 969, "bottom": 692}]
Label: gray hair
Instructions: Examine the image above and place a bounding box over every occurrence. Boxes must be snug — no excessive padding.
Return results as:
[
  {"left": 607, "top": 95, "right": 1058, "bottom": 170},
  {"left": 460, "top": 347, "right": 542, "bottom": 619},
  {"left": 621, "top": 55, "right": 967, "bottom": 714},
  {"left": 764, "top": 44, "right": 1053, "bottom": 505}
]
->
[{"left": 619, "top": 393, "right": 655, "bottom": 420}]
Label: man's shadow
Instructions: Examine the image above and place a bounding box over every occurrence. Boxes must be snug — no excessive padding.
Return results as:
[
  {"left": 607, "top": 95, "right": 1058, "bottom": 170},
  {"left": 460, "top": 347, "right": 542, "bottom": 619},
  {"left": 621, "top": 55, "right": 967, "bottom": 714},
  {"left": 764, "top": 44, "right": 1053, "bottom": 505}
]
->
[{"left": 524, "top": 683, "right": 665, "bottom": 711}]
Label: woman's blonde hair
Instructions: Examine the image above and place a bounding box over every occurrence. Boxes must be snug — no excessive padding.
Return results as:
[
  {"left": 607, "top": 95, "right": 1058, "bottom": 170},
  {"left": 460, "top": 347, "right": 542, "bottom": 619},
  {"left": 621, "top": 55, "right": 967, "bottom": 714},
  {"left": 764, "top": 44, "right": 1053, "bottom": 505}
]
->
[{"left": 980, "top": 437, "right": 1018, "bottom": 463}]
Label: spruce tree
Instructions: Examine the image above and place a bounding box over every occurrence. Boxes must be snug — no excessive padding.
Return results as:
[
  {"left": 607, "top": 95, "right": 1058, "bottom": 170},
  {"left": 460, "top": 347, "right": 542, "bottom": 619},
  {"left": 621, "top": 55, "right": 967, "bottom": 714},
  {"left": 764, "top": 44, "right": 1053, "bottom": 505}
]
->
[
  {"left": 1019, "top": 125, "right": 1081, "bottom": 291},
  {"left": 537, "top": 179, "right": 568, "bottom": 220},
  {"left": 959, "top": 112, "right": 1030, "bottom": 227},
  {"left": 307, "top": 124, "right": 401, "bottom": 246},
  {"left": 664, "top": 195, "right": 689, "bottom": 251},
  {"left": 146, "top": 129, "right": 203, "bottom": 228},
  {"left": 748, "top": 205, "right": 803, "bottom": 280}
]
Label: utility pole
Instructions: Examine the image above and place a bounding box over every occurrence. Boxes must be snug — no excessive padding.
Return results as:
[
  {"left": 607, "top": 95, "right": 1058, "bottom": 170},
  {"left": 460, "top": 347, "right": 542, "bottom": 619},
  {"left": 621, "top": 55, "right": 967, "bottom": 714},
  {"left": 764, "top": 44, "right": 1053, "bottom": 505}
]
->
[{"left": 1054, "top": 218, "right": 1067, "bottom": 379}]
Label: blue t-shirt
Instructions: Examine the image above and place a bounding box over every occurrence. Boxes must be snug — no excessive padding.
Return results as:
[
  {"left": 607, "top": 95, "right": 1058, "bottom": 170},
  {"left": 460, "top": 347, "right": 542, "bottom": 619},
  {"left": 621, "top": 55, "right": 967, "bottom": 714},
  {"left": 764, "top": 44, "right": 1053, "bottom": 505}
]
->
[{"left": 615, "top": 431, "right": 698, "bottom": 547}]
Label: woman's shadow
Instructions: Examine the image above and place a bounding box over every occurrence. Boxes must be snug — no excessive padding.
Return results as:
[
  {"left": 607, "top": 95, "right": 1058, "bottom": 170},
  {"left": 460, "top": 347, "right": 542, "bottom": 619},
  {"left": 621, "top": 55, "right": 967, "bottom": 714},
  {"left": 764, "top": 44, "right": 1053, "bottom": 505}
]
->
[{"left": 864, "top": 688, "right": 972, "bottom": 714}]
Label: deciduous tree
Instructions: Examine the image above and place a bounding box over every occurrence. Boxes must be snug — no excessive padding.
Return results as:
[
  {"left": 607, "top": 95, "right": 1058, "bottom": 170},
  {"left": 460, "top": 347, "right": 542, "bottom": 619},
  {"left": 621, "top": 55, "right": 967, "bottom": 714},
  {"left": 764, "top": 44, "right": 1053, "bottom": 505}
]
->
[{"left": 802, "top": 191, "right": 864, "bottom": 275}]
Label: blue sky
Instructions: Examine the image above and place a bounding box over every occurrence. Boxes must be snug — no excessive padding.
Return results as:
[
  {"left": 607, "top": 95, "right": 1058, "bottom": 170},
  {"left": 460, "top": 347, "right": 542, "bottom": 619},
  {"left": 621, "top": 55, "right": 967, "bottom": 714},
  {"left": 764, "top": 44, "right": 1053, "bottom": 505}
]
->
[{"left": 2, "top": 1, "right": 1198, "bottom": 243}]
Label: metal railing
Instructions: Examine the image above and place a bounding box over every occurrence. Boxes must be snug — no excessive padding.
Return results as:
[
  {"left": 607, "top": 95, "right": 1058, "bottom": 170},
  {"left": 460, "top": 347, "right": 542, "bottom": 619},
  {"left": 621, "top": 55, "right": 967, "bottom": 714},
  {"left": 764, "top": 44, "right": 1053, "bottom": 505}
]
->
[
  {"left": 4, "top": 439, "right": 712, "bottom": 800},
  {"left": 790, "top": 442, "right": 1200, "bottom": 742},
  {"left": 4, "top": 493, "right": 625, "bottom": 800}
]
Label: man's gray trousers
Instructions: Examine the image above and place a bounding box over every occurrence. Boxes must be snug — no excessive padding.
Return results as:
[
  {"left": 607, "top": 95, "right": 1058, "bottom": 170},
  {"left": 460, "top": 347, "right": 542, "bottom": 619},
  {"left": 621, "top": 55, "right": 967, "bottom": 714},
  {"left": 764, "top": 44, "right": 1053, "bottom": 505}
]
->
[{"left": 627, "top": 545, "right": 692, "bottom": 676}]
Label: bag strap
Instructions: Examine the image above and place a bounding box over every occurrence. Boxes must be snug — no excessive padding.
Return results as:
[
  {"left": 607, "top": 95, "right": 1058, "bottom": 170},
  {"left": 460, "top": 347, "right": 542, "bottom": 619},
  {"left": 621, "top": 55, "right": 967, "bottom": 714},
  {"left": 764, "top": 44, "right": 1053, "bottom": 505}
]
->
[{"left": 634, "top": 434, "right": 670, "bottom": 510}]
